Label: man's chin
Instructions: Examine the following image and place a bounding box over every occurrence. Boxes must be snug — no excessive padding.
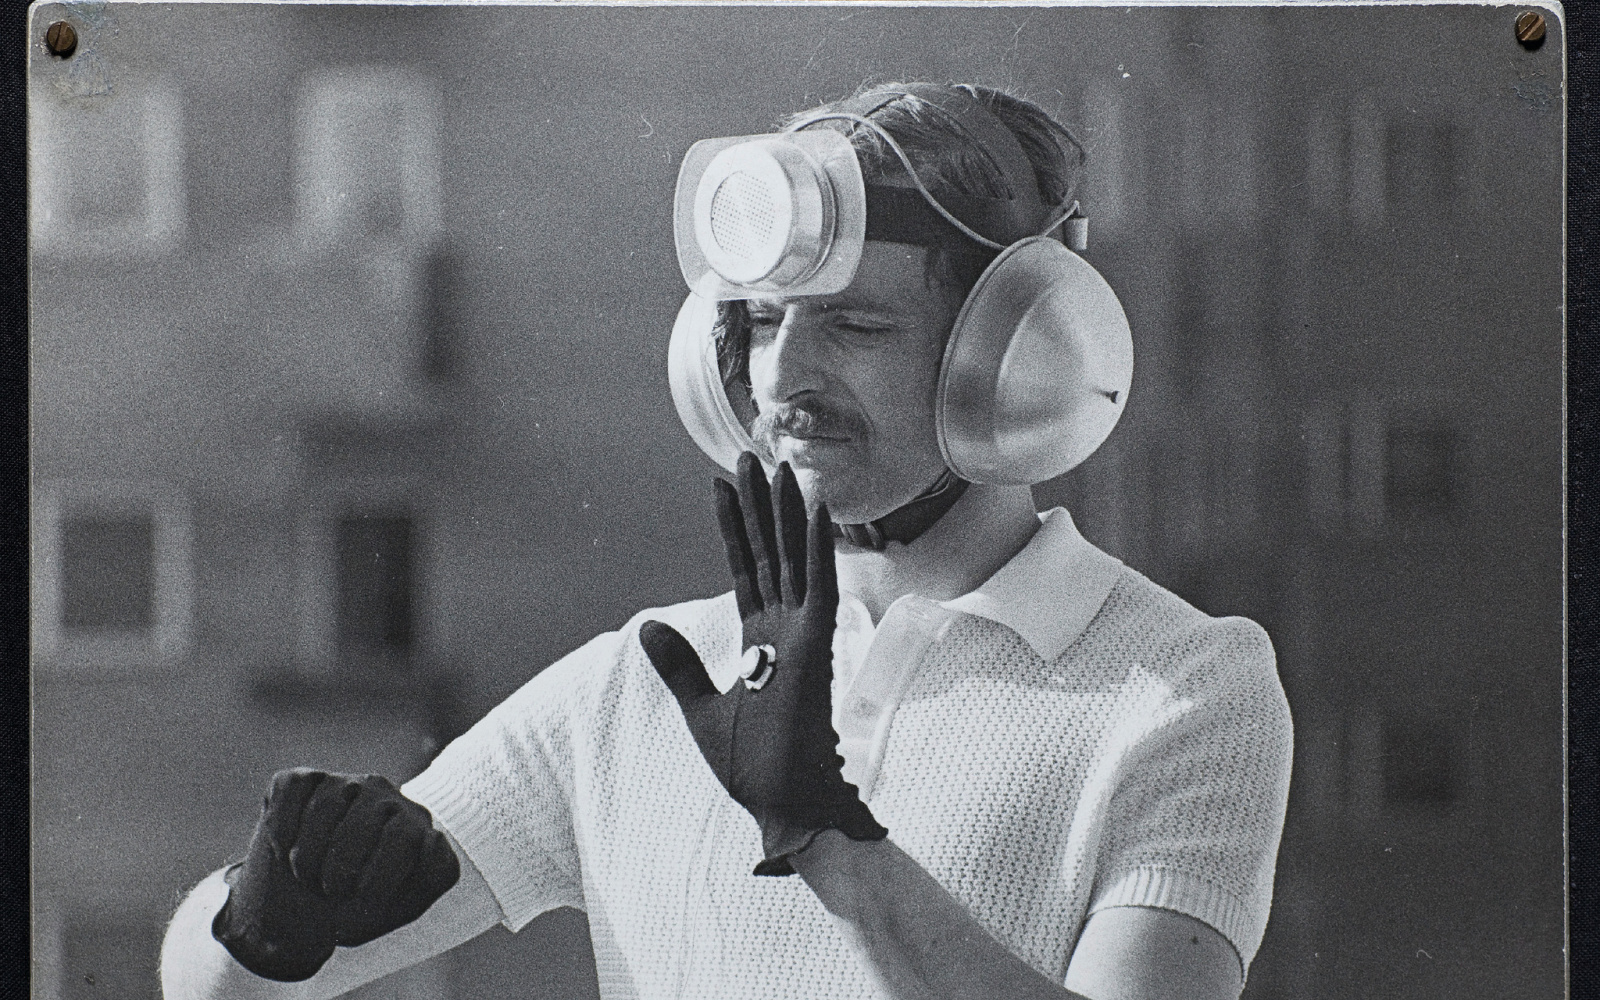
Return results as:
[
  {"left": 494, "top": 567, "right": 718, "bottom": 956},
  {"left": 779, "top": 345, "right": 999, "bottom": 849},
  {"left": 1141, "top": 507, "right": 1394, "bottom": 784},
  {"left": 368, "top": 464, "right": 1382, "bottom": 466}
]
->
[
  {"left": 785, "top": 466, "right": 908, "bottom": 527},
  {"left": 783, "top": 465, "right": 862, "bottom": 521},
  {"left": 769, "top": 443, "right": 946, "bottom": 524}
]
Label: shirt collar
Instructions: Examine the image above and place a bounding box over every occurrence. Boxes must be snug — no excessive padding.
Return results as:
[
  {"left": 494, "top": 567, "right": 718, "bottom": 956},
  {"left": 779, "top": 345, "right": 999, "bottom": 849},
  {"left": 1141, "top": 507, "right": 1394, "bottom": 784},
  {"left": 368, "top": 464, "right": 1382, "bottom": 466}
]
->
[{"left": 937, "top": 508, "right": 1125, "bottom": 662}]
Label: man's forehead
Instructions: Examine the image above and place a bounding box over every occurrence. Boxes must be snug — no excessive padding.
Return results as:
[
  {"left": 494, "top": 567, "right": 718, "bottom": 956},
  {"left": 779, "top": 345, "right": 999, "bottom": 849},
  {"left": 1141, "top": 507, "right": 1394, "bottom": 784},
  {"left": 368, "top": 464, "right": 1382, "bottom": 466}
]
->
[{"left": 747, "top": 241, "right": 931, "bottom": 312}]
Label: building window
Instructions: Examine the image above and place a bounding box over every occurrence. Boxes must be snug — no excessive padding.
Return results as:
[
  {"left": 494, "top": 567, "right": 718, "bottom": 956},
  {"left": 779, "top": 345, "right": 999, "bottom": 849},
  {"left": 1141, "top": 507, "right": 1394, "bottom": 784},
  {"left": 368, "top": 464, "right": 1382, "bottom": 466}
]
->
[
  {"left": 1385, "top": 418, "right": 1457, "bottom": 515},
  {"left": 335, "top": 514, "right": 414, "bottom": 665},
  {"left": 1382, "top": 717, "right": 1457, "bottom": 807},
  {"left": 59, "top": 516, "right": 156, "bottom": 633},
  {"left": 34, "top": 483, "right": 191, "bottom": 666},
  {"left": 294, "top": 67, "right": 441, "bottom": 246},
  {"left": 1346, "top": 705, "right": 1464, "bottom": 828},
  {"left": 31, "top": 80, "right": 186, "bottom": 257},
  {"left": 1303, "top": 400, "right": 1387, "bottom": 536},
  {"left": 1305, "top": 405, "right": 1459, "bottom": 533},
  {"left": 420, "top": 248, "right": 461, "bottom": 384},
  {"left": 1385, "top": 120, "right": 1459, "bottom": 209}
]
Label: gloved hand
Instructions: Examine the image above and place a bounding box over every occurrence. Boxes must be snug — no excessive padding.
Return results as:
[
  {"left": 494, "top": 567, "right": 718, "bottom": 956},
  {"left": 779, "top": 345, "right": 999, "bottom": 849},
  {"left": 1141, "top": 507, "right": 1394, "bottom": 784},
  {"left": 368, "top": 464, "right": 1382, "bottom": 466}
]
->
[
  {"left": 212, "top": 769, "right": 461, "bottom": 981},
  {"left": 641, "top": 453, "right": 887, "bottom": 876}
]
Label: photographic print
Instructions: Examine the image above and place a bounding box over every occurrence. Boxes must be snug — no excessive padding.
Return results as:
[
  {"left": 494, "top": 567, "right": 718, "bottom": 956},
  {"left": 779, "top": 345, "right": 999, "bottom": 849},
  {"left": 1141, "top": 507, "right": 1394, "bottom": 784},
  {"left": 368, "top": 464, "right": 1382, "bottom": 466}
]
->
[{"left": 27, "top": 3, "right": 1566, "bottom": 999}]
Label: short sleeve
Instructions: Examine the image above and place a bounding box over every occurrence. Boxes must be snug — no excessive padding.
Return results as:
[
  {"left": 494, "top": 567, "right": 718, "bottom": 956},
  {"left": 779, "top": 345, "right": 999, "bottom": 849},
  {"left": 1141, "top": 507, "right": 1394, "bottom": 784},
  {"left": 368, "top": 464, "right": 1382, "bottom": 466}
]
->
[
  {"left": 1086, "top": 616, "right": 1293, "bottom": 972},
  {"left": 404, "top": 629, "right": 624, "bottom": 931}
]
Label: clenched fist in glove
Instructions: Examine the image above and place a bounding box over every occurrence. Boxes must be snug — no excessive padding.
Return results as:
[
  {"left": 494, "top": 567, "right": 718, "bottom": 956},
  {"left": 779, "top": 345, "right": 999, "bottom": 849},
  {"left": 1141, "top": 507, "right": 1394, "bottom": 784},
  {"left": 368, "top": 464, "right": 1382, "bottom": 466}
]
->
[
  {"left": 641, "top": 453, "right": 888, "bottom": 877},
  {"left": 211, "top": 769, "right": 460, "bottom": 981}
]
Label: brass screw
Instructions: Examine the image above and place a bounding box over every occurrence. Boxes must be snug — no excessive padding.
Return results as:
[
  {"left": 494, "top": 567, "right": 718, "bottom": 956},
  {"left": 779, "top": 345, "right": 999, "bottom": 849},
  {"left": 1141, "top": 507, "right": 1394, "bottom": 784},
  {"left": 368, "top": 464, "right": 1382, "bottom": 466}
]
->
[
  {"left": 44, "top": 20, "right": 77, "bottom": 59},
  {"left": 1515, "top": 10, "right": 1547, "bottom": 49}
]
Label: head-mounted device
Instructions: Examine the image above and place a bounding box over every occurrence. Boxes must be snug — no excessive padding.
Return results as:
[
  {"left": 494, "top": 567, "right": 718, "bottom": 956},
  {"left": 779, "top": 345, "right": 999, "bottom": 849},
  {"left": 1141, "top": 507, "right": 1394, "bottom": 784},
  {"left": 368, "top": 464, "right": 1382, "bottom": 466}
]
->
[{"left": 667, "top": 84, "right": 1133, "bottom": 495}]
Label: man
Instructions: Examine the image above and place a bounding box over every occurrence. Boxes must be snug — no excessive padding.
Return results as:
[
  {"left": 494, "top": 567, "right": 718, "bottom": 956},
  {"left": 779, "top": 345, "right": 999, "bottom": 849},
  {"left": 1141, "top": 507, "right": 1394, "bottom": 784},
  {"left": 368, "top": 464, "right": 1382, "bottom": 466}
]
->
[{"left": 161, "top": 82, "right": 1292, "bottom": 1000}]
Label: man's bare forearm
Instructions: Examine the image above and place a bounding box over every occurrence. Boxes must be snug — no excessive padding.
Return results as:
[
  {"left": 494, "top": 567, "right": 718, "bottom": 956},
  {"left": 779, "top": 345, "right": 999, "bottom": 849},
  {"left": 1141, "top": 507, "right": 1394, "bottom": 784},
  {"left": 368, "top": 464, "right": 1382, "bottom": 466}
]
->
[
  {"left": 790, "top": 831, "right": 1081, "bottom": 1000},
  {"left": 792, "top": 830, "right": 1247, "bottom": 1000}
]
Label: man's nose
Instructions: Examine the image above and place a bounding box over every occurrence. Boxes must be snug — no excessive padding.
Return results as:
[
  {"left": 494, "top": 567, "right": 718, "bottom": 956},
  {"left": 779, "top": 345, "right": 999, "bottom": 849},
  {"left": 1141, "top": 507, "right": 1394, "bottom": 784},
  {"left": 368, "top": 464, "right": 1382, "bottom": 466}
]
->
[{"left": 750, "top": 307, "right": 831, "bottom": 405}]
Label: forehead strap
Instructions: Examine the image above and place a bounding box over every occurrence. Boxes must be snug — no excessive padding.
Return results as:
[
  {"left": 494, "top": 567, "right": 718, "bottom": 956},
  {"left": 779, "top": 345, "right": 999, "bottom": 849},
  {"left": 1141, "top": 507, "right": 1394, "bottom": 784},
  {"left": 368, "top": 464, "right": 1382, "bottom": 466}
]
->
[{"left": 862, "top": 184, "right": 1032, "bottom": 251}]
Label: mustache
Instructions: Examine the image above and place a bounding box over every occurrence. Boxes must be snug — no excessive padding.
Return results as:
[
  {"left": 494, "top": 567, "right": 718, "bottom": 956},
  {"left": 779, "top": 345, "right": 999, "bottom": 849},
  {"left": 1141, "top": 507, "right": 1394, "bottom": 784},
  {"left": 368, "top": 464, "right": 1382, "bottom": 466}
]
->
[{"left": 750, "top": 402, "right": 863, "bottom": 449}]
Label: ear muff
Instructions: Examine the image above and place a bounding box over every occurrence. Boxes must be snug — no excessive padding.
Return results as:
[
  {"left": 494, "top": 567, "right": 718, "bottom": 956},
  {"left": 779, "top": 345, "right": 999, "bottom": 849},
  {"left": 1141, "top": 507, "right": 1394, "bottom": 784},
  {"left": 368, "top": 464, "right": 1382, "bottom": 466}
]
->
[
  {"left": 667, "top": 238, "right": 1133, "bottom": 486},
  {"left": 937, "top": 237, "right": 1133, "bottom": 485},
  {"left": 667, "top": 283, "right": 757, "bottom": 475}
]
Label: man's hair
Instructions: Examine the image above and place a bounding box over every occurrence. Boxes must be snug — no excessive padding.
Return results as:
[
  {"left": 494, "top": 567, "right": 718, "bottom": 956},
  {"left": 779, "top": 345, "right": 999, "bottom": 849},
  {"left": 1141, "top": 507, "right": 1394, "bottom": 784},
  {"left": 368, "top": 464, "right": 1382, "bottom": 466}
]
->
[{"left": 714, "top": 83, "right": 1088, "bottom": 401}]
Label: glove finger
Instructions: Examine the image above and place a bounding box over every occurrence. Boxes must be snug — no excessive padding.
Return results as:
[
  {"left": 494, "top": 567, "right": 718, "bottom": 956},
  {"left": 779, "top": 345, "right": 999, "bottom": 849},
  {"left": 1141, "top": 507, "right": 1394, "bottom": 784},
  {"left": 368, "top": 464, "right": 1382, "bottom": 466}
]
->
[
  {"left": 356, "top": 773, "right": 401, "bottom": 797},
  {"left": 773, "top": 462, "right": 808, "bottom": 607},
  {"left": 288, "top": 776, "right": 362, "bottom": 889},
  {"left": 805, "top": 503, "right": 839, "bottom": 612},
  {"left": 337, "top": 814, "right": 426, "bottom": 947},
  {"left": 737, "top": 451, "right": 782, "bottom": 606},
  {"left": 416, "top": 827, "right": 463, "bottom": 897},
  {"left": 320, "top": 791, "right": 403, "bottom": 898},
  {"left": 262, "top": 768, "right": 330, "bottom": 854},
  {"left": 715, "top": 477, "right": 762, "bottom": 618},
  {"left": 640, "top": 620, "right": 718, "bottom": 704},
  {"left": 385, "top": 829, "right": 462, "bottom": 929}
]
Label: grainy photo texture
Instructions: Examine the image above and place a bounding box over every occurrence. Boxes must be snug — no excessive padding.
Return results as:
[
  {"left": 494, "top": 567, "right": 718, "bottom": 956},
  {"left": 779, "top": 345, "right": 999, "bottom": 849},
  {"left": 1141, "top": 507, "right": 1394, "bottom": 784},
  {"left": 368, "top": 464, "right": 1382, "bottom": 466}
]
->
[{"left": 28, "top": 3, "right": 1565, "bottom": 1000}]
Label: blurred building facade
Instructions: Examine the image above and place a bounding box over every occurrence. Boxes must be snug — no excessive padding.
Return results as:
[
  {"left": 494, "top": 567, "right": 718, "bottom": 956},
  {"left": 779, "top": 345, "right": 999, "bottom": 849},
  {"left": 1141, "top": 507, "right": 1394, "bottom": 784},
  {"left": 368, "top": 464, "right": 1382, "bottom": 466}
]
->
[{"left": 29, "top": 5, "right": 1563, "bottom": 1000}]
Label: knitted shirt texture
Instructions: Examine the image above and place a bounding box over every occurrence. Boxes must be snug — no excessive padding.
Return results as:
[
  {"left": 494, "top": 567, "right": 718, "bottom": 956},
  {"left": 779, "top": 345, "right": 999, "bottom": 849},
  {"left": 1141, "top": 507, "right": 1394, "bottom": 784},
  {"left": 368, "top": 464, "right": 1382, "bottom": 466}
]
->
[{"left": 403, "top": 510, "right": 1293, "bottom": 998}]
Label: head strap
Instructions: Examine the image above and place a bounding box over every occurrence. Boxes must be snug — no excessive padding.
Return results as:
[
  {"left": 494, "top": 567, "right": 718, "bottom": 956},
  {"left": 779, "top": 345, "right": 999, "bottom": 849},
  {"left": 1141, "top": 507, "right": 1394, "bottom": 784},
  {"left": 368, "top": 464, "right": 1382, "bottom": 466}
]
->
[{"left": 863, "top": 185, "right": 1038, "bottom": 249}]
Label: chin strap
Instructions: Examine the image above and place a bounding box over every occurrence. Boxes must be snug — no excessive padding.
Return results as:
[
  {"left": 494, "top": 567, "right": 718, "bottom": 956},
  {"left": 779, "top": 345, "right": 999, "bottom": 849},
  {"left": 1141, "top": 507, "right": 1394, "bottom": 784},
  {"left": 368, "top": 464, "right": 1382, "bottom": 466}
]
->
[{"left": 834, "top": 470, "right": 970, "bottom": 551}]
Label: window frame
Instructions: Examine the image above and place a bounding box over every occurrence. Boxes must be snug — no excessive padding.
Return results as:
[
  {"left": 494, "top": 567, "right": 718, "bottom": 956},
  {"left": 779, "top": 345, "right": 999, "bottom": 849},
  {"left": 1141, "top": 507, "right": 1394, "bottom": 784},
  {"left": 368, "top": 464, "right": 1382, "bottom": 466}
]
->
[
  {"left": 29, "top": 77, "right": 186, "bottom": 258},
  {"left": 289, "top": 485, "right": 431, "bottom": 680},
  {"left": 33, "top": 480, "right": 193, "bottom": 670}
]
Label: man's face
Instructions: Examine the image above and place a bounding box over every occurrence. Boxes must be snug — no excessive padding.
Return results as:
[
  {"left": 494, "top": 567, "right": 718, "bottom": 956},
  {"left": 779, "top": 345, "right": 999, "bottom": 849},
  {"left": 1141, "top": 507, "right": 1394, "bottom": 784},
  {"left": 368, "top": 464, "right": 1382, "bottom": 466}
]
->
[{"left": 745, "top": 241, "right": 961, "bottom": 524}]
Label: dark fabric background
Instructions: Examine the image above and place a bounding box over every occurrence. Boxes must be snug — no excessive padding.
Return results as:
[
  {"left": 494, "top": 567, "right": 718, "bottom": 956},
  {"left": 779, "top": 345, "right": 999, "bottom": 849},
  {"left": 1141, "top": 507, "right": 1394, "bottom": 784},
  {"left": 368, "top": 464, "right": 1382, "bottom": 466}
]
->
[
  {"left": 1566, "top": 2, "right": 1597, "bottom": 996},
  {"left": 6, "top": 0, "right": 32, "bottom": 995}
]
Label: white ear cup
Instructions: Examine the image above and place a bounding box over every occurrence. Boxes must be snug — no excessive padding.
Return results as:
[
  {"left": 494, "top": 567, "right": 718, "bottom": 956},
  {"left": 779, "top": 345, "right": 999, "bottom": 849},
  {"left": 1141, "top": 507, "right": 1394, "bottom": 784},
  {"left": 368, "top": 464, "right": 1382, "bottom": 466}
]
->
[
  {"left": 935, "top": 238, "right": 1133, "bottom": 485},
  {"left": 667, "top": 283, "right": 757, "bottom": 474}
]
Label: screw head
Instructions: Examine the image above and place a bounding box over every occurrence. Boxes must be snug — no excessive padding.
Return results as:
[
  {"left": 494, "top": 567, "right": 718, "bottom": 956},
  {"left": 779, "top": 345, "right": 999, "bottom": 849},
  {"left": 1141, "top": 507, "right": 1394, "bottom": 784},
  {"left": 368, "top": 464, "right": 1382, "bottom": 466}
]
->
[
  {"left": 1515, "top": 10, "right": 1547, "bottom": 49},
  {"left": 44, "top": 20, "right": 77, "bottom": 59}
]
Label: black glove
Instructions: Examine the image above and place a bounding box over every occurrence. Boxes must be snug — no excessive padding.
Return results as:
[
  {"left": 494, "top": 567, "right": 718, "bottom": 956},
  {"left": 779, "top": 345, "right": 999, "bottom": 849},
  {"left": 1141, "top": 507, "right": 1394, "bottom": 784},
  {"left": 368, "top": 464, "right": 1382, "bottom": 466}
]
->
[
  {"left": 212, "top": 769, "right": 461, "bottom": 981},
  {"left": 641, "top": 453, "right": 887, "bottom": 876}
]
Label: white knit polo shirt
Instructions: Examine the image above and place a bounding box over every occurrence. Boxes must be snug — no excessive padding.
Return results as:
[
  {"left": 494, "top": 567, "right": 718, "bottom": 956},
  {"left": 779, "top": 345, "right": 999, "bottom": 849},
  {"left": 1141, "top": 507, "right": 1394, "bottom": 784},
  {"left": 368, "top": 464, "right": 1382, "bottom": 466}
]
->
[{"left": 403, "top": 509, "right": 1293, "bottom": 999}]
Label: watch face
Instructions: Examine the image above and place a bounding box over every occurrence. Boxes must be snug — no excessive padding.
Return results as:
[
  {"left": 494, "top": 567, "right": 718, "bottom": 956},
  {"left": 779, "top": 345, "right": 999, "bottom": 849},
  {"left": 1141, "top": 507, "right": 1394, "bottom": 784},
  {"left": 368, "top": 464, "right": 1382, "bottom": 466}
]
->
[{"left": 26, "top": 5, "right": 1567, "bottom": 1000}]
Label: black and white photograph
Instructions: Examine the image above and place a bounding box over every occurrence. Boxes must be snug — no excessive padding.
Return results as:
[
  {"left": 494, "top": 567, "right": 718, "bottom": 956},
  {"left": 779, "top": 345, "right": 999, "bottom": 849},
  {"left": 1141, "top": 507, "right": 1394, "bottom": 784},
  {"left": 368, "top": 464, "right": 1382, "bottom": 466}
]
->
[{"left": 26, "top": 3, "right": 1566, "bottom": 999}]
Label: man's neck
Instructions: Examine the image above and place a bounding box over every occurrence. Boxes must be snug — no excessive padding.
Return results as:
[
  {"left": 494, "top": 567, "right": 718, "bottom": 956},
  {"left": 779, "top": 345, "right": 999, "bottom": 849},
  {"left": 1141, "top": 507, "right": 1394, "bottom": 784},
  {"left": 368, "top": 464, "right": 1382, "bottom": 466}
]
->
[{"left": 835, "top": 483, "right": 1042, "bottom": 624}]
